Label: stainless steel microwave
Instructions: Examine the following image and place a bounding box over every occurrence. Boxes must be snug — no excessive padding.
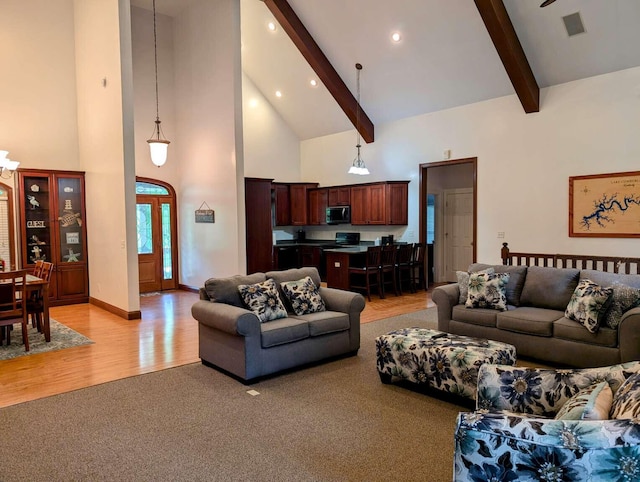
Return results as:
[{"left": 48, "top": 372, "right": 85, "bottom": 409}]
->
[{"left": 326, "top": 206, "right": 351, "bottom": 224}]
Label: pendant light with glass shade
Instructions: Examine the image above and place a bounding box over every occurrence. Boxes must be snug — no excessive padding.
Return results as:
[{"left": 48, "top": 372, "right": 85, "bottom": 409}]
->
[
  {"left": 0, "top": 150, "right": 19, "bottom": 179},
  {"left": 147, "top": 0, "right": 170, "bottom": 167},
  {"left": 348, "top": 63, "right": 370, "bottom": 175}
]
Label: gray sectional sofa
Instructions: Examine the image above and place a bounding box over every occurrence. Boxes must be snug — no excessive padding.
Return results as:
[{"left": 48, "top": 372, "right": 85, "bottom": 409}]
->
[
  {"left": 191, "top": 267, "right": 365, "bottom": 383},
  {"left": 433, "top": 263, "right": 640, "bottom": 367}
]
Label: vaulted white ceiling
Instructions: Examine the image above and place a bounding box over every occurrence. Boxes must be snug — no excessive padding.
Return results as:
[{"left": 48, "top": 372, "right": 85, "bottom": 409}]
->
[{"left": 131, "top": 0, "right": 640, "bottom": 141}]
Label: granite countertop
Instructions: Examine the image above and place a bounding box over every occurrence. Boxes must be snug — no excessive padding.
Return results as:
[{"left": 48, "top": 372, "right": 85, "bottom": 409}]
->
[
  {"left": 274, "top": 240, "right": 404, "bottom": 251},
  {"left": 274, "top": 240, "right": 339, "bottom": 247},
  {"left": 323, "top": 246, "right": 369, "bottom": 254}
]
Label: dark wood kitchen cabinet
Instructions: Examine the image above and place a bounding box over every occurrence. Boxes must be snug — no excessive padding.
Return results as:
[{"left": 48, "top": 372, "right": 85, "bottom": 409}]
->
[
  {"left": 307, "top": 188, "right": 328, "bottom": 225},
  {"left": 351, "top": 183, "right": 385, "bottom": 225},
  {"left": 245, "top": 178, "right": 273, "bottom": 273},
  {"left": 351, "top": 181, "right": 409, "bottom": 225},
  {"left": 272, "top": 183, "right": 290, "bottom": 226},
  {"left": 328, "top": 187, "right": 350, "bottom": 206},
  {"left": 386, "top": 182, "right": 409, "bottom": 225},
  {"left": 350, "top": 185, "right": 368, "bottom": 225},
  {"left": 272, "top": 182, "right": 318, "bottom": 226},
  {"left": 289, "top": 183, "right": 318, "bottom": 225},
  {"left": 17, "top": 169, "right": 89, "bottom": 305},
  {"left": 298, "top": 246, "right": 322, "bottom": 269}
]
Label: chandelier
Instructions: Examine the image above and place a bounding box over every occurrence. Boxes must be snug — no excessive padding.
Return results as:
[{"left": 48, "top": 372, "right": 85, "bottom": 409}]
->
[
  {"left": 348, "top": 63, "right": 370, "bottom": 175},
  {"left": 147, "top": 0, "right": 170, "bottom": 167}
]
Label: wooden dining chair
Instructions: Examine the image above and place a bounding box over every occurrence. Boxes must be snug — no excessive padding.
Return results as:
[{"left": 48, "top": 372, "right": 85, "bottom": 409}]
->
[
  {"left": 410, "top": 243, "right": 426, "bottom": 291},
  {"left": 0, "top": 270, "right": 29, "bottom": 351},
  {"left": 33, "top": 260, "right": 45, "bottom": 278},
  {"left": 379, "top": 245, "right": 399, "bottom": 297},
  {"left": 396, "top": 243, "right": 415, "bottom": 294},
  {"left": 28, "top": 261, "right": 53, "bottom": 332},
  {"left": 349, "top": 246, "right": 383, "bottom": 301}
]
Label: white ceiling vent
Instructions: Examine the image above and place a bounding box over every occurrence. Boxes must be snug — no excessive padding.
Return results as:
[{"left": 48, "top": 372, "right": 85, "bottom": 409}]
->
[{"left": 563, "top": 12, "right": 586, "bottom": 37}]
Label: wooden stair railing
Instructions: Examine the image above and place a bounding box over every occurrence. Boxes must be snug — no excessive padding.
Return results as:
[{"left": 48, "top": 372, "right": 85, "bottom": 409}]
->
[{"left": 501, "top": 242, "right": 640, "bottom": 275}]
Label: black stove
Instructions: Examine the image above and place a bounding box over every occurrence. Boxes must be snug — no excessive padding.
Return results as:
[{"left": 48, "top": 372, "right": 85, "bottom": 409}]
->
[{"left": 335, "top": 232, "right": 360, "bottom": 246}]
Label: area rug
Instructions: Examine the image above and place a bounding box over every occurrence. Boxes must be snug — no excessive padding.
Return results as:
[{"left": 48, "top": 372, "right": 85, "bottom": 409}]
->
[
  {"left": 0, "top": 319, "right": 93, "bottom": 361},
  {"left": 0, "top": 307, "right": 463, "bottom": 481}
]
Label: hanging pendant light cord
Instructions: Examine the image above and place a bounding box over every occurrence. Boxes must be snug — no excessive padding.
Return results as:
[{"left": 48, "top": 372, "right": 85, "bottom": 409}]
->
[
  {"left": 355, "top": 63, "right": 362, "bottom": 152},
  {"left": 152, "top": 0, "right": 160, "bottom": 128}
]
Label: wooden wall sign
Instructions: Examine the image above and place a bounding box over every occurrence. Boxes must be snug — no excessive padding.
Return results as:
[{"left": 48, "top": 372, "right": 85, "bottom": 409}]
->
[{"left": 195, "top": 202, "right": 214, "bottom": 224}]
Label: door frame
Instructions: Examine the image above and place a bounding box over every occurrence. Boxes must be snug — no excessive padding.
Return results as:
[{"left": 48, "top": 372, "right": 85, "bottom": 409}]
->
[
  {"left": 0, "top": 181, "right": 16, "bottom": 271},
  {"left": 443, "top": 188, "right": 474, "bottom": 282},
  {"left": 136, "top": 177, "right": 179, "bottom": 292},
  {"left": 419, "top": 158, "right": 477, "bottom": 284}
]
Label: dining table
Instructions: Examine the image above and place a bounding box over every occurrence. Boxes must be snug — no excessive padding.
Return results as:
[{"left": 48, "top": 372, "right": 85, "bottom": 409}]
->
[{"left": 19, "top": 273, "right": 51, "bottom": 342}]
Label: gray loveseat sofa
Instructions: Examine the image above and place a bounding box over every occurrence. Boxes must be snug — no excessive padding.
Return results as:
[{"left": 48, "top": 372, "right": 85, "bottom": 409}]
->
[
  {"left": 433, "top": 263, "right": 640, "bottom": 367},
  {"left": 191, "top": 267, "right": 365, "bottom": 383}
]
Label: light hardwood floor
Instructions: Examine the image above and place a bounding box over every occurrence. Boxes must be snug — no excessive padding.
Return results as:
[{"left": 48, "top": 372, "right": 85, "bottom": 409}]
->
[{"left": 0, "top": 287, "right": 435, "bottom": 409}]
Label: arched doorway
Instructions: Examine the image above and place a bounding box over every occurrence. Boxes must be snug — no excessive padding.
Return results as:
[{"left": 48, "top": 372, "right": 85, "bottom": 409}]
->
[{"left": 136, "top": 177, "right": 178, "bottom": 293}]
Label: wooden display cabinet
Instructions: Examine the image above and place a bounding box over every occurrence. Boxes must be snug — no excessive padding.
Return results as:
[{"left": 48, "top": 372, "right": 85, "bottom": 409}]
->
[{"left": 17, "top": 169, "right": 89, "bottom": 305}]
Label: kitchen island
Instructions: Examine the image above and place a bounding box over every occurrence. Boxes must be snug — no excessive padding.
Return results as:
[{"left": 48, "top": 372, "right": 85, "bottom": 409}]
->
[
  {"left": 273, "top": 232, "right": 364, "bottom": 281},
  {"left": 324, "top": 246, "right": 368, "bottom": 291}
]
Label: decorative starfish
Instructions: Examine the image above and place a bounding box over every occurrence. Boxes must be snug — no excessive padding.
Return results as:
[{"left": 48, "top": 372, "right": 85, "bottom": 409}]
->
[{"left": 63, "top": 248, "right": 80, "bottom": 262}]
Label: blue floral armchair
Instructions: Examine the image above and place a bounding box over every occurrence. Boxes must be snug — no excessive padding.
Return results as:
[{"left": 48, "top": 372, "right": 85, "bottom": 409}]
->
[{"left": 454, "top": 362, "right": 640, "bottom": 481}]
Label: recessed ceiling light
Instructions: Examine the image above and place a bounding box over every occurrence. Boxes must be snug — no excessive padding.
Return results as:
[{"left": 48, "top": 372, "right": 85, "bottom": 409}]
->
[
  {"left": 310, "top": 79, "right": 318, "bottom": 87},
  {"left": 267, "top": 21, "right": 277, "bottom": 32},
  {"left": 249, "top": 99, "right": 258, "bottom": 108},
  {"left": 391, "top": 32, "right": 402, "bottom": 42},
  {"left": 275, "top": 91, "right": 282, "bottom": 98}
]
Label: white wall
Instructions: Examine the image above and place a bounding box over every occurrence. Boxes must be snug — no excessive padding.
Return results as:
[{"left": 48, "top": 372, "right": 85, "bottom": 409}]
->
[
  {"left": 173, "top": 0, "right": 244, "bottom": 286},
  {"left": 299, "top": 125, "right": 422, "bottom": 244},
  {"left": 242, "top": 74, "right": 301, "bottom": 180},
  {"left": 74, "top": 0, "right": 139, "bottom": 313},
  {"left": 131, "top": 6, "right": 179, "bottom": 183},
  {"left": 0, "top": 0, "right": 137, "bottom": 314},
  {"left": 0, "top": 0, "right": 79, "bottom": 171},
  {"left": 302, "top": 67, "right": 640, "bottom": 262}
]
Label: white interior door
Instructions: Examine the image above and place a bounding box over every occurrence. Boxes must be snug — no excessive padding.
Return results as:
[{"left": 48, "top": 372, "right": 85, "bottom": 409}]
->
[{"left": 443, "top": 188, "right": 473, "bottom": 281}]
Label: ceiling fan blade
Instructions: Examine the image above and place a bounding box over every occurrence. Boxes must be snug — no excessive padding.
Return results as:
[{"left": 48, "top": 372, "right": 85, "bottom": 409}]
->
[{"left": 540, "top": 0, "right": 558, "bottom": 6}]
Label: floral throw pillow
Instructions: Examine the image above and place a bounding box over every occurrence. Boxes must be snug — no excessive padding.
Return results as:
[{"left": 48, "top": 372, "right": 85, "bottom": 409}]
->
[
  {"left": 456, "top": 267, "right": 495, "bottom": 304},
  {"left": 465, "top": 272, "right": 510, "bottom": 311},
  {"left": 280, "top": 276, "right": 326, "bottom": 316},
  {"left": 238, "top": 278, "right": 288, "bottom": 323},
  {"left": 602, "top": 282, "right": 640, "bottom": 329},
  {"left": 610, "top": 372, "right": 640, "bottom": 420},
  {"left": 565, "top": 279, "right": 613, "bottom": 333},
  {"left": 554, "top": 381, "right": 613, "bottom": 420}
]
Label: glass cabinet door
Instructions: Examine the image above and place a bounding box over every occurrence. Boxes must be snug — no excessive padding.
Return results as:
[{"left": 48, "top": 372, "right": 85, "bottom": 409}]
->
[
  {"left": 57, "top": 176, "right": 84, "bottom": 264},
  {"left": 23, "top": 175, "right": 52, "bottom": 266}
]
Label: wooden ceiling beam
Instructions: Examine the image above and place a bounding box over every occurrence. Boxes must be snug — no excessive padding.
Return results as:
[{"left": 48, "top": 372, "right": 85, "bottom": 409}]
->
[
  {"left": 474, "top": 0, "right": 540, "bottom": 113},
  {"left": 263, "top": 0, "right": 375, "bottom": 142}
]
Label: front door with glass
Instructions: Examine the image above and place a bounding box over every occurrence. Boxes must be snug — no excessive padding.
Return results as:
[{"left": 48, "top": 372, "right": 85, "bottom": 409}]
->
[{"left": 136, "top": 180, "right": 177, "bottom": 293}]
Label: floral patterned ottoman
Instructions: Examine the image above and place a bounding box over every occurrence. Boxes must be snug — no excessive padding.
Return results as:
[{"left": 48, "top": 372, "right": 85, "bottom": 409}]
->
[{"left": 375, "top": 328, "right": 516, "bottom": 400}]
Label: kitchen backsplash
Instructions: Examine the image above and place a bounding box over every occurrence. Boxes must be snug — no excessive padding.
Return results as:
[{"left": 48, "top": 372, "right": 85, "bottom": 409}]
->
[{"left": 272, "top": 225, "right": 415, "bottom": 244}]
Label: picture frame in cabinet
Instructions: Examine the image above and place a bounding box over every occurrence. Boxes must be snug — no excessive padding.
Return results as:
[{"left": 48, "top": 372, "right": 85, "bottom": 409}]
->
[{"left": 66, "top": 232, "right": 80, "bottom": 244}]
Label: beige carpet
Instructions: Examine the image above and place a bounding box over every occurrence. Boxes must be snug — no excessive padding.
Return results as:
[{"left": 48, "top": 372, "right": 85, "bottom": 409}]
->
[{"left": 0, "top": 308, "right": 465, "bottom": 481}]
